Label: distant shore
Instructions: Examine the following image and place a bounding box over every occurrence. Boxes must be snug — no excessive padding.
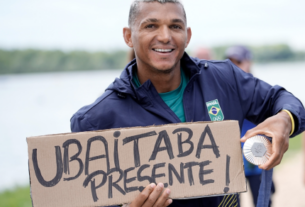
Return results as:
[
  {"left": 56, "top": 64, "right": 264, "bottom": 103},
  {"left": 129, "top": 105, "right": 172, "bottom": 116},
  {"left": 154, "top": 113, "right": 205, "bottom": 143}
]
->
[{"left": 0, "top": 44, "right": 304, "bottom": 75}]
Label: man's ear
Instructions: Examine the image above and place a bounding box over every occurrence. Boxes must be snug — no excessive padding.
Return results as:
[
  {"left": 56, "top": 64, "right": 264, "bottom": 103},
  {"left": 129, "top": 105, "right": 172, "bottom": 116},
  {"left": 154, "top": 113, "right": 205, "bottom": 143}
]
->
[
  {"left": 185, "top": 27, "right": 192, "bottom": 48},
  {"left": 123, "top": 27, "right": 133, "bottom": 48}
]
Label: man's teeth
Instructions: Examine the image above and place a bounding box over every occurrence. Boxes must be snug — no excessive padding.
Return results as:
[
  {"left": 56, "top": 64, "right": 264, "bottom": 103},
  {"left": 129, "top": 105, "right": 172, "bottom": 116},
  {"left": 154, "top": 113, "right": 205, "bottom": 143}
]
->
[{"left": 154, "top": 49, "right": 173, "bottom": 52}]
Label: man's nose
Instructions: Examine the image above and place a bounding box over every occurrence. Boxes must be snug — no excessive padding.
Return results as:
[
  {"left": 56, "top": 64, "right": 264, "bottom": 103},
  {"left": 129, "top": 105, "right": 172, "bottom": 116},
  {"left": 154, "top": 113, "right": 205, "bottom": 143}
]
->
[{"left": 157, "top": 26, "right": 171, "bottom": 43}]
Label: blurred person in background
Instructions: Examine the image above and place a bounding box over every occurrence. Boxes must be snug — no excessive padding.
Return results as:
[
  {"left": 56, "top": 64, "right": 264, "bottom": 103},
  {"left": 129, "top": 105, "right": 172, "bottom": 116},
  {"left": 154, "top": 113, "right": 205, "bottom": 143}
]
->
[
  {"left": 194, "top": 47, "right": 213, "bottom": 60},
  {"left": 225, "top": 45, "right": 252, "bottom": 73},
  {"left": 225, "top": 45, "right": 275, "bottom": 206}
]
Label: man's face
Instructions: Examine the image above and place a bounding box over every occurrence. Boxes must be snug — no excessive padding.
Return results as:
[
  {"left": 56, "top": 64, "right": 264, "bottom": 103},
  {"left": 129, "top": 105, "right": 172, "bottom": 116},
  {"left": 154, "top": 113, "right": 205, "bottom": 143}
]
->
[{"left": 127, "top": 2, "right": 191, "bottom": 73}]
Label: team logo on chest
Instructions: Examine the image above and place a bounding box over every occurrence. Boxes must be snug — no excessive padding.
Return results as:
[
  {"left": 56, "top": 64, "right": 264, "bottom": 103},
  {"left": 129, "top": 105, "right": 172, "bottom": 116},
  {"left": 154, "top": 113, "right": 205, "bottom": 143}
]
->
[{"left": 206, "top": 99, "right": 224, "bottom": 121}]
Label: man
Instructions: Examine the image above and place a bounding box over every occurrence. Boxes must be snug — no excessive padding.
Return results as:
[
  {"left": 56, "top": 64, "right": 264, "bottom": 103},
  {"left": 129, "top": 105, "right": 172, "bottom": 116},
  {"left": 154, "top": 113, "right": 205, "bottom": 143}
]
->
[
  {"left": 225, "top": 45, "right": 251, "bottom": 73},
  {"left": 71, "top": 1, "right": 305, "bottom": 206},
  {"left": 225, "top": 45, "right": 275, "bottom": 206},
  {"left": 225, "top": 45, "right": 252, "bottom": 73}
]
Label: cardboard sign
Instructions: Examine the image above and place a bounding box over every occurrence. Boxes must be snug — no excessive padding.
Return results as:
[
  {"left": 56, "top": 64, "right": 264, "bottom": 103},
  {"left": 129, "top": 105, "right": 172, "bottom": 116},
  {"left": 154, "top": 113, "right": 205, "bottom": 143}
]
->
[{"left": 27, "top": 121, "right": 246, "bottom": 207}]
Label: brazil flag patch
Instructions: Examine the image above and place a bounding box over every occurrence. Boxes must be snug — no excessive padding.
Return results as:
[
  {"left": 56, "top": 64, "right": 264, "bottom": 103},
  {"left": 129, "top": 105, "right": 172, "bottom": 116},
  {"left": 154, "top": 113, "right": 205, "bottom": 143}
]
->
[{"left": 206, "top": 99, "right": 224, "bottom": 121}]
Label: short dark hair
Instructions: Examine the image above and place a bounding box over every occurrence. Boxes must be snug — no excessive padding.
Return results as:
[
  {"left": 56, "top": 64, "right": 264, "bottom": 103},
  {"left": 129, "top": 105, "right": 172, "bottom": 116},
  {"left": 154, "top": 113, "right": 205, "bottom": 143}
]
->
[{"left": 128, "top": 0, "right": 187, "bottom": 27}]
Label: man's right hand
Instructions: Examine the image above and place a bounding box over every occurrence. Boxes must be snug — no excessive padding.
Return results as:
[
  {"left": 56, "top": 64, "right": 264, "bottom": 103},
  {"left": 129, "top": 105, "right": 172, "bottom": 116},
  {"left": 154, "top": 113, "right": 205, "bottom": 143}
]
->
[{"left": 129, "top": 183, "right": 172, "bottom": 207}]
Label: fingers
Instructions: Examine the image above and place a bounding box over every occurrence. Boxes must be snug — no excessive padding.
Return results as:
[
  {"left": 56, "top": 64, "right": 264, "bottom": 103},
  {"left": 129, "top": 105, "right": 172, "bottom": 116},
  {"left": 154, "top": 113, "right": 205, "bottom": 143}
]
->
[
  {"left": 130, "top": 183, "right": 156, "bottom": 207},
  {"left": 130, "top": 183, "right": 172, "bottom": 207},
  {"left": 240, "top": 127, "right": 269, "bottom": 143},
  {"left": 241, "top": 128, "right": 286, "bottom": 170},
  {"left": 259, "top": 152, "right": 282, "bottom": 170},
  {"left": 164, "top": 198, "right": 173, "bottom": 207},
  {"left": 142, "top": 183, "right": 171, "bottom": 207},
  {"left": 241, "top": 113, "right": 291, "bottom": 170},
  {"left": 259, "top": 134, "right": 289, "bottom": 170},
  {"left": 142, "top": 183, "right": 164, "bottom": 207},
  {"left": 153, "top": 187, "right": 172, "bottom": 207}
]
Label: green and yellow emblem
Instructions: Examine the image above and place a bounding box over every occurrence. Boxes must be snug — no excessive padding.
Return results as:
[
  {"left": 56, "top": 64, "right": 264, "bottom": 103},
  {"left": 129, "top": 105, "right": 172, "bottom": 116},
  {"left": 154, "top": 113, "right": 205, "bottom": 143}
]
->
[{"left": 206, "top": 99, "right": 224, "bottom": 121}]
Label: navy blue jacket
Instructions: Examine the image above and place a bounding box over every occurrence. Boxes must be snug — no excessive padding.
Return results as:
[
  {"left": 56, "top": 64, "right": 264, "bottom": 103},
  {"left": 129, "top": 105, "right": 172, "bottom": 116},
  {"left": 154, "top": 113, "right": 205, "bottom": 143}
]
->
[{"left": 71, "top": 53, "right": 305, "bottom": 206}]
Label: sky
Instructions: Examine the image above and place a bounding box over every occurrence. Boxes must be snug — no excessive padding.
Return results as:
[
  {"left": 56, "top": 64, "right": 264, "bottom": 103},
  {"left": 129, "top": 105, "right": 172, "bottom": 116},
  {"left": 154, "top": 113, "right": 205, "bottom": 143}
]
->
[{"left": 0, "top": 0, "right": 305, "bottom": 51}]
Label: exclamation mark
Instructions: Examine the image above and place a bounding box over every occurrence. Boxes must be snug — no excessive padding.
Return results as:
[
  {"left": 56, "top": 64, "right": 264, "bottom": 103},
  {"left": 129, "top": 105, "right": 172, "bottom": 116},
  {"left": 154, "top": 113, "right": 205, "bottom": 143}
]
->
[{"left": 223, "top": 155, "right": 230, "bottom": 193}]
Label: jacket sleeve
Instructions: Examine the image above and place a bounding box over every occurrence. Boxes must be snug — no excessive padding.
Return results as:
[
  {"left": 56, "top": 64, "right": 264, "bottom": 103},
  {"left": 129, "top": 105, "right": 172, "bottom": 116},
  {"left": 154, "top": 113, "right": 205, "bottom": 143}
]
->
[
  {"left": 228, "top": 61, "right": 305, "bottom": 137},
  {"left": 70, "top": 113, "right": 96, "bottom": 133}
]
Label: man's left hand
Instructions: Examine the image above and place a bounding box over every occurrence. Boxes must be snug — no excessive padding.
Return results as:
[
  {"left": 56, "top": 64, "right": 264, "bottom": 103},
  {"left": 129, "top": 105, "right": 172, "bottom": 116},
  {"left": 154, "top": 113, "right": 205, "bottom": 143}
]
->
[{"left": 241, "top": 111, "right": 292, "bottom": 170}]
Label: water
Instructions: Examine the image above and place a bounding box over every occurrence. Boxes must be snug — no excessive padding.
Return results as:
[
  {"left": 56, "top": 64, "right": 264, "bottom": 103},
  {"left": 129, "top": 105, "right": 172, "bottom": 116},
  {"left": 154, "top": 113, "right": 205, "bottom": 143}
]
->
[
  {"left": 253, "top": 62, "right": 305, "bottom": 104},
  {"left": 0, "top": 62, "right": 304, "bottom": 191},
  {"left": 0, "top": 70, "right": 122, "bottom": 190}
]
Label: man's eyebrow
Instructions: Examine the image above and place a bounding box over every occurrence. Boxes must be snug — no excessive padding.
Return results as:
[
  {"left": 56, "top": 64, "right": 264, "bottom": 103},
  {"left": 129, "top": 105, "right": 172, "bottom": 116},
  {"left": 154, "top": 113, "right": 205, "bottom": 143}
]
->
[
  {"left": 171, "top": 18, "right": 185, "bottom": 24},
  {"left": 140, "top": 18, "right": 185, "bottom": 26},
  {"left": 141, "top": 18, "right": 159, "bottom": 24}
]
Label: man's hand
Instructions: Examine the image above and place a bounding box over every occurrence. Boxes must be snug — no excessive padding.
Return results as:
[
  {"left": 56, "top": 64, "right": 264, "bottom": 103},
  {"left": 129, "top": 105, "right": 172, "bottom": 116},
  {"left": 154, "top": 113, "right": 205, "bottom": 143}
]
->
[
  {"left": 241, "top": 111, "right": 292, "bottom": 170},
  {"left": 129, "top": 183, "right": 172, "bottom": 207}
]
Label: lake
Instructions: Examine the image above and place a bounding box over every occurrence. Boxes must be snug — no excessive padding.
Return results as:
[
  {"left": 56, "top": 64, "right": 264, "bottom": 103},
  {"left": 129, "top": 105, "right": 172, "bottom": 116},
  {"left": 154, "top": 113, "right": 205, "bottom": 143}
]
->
[{"left": 0, "top": 61, "right": 304, "bottom": 191}]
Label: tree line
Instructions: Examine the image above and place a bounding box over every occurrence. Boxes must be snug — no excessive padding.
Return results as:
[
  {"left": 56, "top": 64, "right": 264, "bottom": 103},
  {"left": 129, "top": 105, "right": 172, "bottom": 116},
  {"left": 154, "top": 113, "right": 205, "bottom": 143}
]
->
[
  {"left": 0, "top": 50, "right": 127, "bottom": 74},
  {"left": 0, "top": 44, "right": 304, "bottom": 74},
  {"left": 212, "top": 44, "right": 305, "bottom": 63}
]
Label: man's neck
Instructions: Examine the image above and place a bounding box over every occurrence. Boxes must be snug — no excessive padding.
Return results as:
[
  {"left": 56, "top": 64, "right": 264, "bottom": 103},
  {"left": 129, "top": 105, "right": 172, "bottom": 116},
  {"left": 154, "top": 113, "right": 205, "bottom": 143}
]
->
[{"left": 136, "top": 62, "right": 181, "bottom": 93}]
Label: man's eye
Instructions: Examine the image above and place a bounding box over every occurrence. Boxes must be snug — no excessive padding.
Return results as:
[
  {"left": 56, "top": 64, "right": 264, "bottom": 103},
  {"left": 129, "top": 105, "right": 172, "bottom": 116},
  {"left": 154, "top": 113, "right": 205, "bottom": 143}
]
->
[
  {"left": 172, "top": 25, "right": 182, "bottom": 29},
  {"left": 146, "top": 24, "right": 155, "bottom": 29}
]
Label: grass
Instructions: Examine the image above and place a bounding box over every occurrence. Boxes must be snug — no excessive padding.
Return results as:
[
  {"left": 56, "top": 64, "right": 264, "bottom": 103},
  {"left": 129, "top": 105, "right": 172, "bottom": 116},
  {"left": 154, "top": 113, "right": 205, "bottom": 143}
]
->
[
  {"left": 288, "top": 133, "right": 303, "bottom": 151},
  {"left": 282, "top": 133, "right": 303, "bottom": 161},
  {"left": 0, "top": 186, "right": 32, "bottom": 207}
]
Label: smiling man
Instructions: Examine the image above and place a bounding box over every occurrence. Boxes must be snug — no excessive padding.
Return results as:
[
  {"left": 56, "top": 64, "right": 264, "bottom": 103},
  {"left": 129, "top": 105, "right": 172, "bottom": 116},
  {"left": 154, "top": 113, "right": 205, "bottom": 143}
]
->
[
  {"left": 71, "top": 0, "right": 305, "bottom": 207},
  {"left": 124, "top": 0, "right": 190, "bottom": 95}
]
